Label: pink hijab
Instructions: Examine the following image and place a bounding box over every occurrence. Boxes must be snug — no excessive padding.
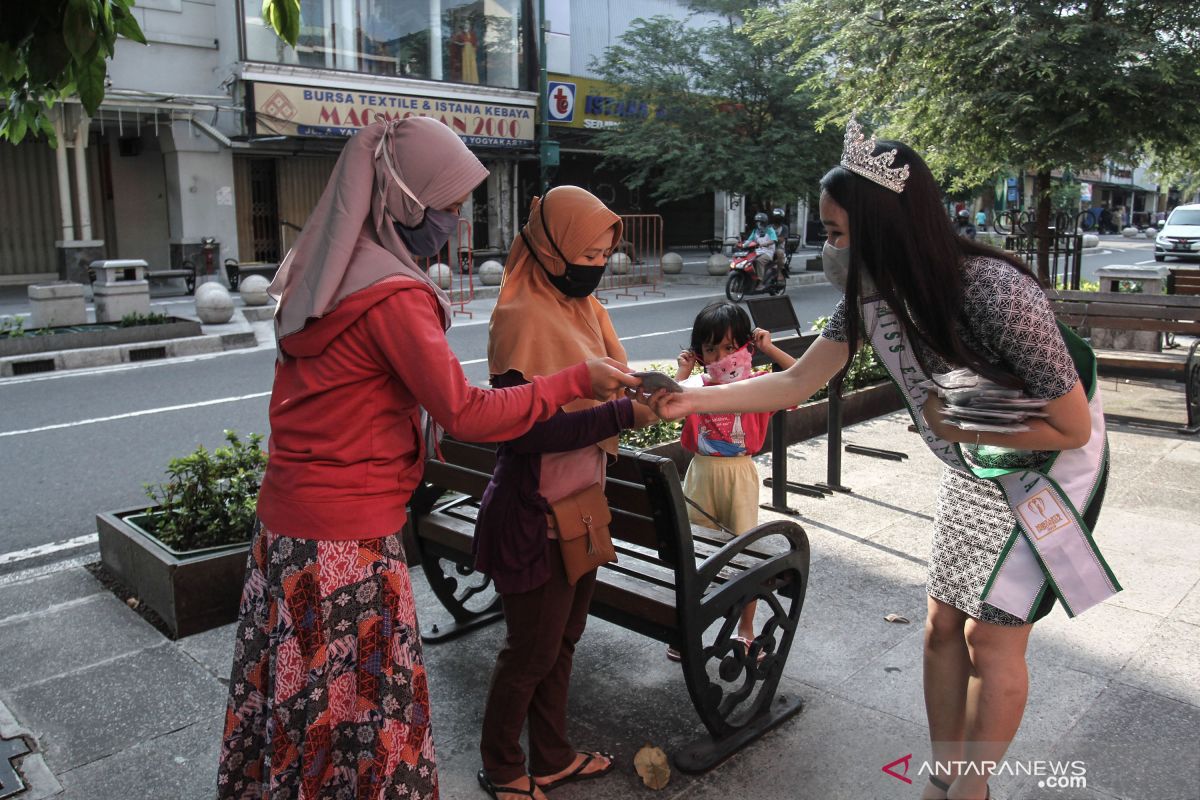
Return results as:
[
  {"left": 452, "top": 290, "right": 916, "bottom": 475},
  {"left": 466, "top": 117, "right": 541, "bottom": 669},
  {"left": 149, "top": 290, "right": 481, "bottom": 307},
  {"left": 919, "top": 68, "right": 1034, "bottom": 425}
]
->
[{"left": 269, "top": 117, "right": 489, "bottom": 341}]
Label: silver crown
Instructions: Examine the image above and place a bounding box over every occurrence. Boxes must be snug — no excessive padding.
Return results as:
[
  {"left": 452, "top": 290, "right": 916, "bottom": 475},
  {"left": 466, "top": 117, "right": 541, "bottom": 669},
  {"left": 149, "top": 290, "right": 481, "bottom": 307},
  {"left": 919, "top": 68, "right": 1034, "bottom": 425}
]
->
[{"left": 840, "top": 116, "right": 909, "bottom": 193}]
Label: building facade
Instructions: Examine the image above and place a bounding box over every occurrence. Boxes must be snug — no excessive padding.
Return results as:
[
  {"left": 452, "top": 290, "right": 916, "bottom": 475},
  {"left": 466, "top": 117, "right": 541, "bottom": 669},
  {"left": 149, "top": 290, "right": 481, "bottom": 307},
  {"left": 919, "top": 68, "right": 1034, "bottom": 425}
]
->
[{"left": 0, "top": 0, "right": 789, "bottom": 286}]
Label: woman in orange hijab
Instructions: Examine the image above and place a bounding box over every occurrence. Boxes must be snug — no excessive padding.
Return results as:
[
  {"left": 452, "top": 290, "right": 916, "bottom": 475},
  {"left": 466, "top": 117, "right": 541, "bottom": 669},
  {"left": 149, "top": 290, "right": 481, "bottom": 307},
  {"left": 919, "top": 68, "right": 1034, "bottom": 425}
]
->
[{"left": 473, "top": 186, "right": 656, "bottom": 799}]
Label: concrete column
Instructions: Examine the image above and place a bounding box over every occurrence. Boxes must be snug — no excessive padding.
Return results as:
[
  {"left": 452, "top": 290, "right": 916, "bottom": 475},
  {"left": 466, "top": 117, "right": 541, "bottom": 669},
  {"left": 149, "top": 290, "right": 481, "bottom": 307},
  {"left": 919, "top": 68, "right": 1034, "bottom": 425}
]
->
[
  {"left": 53, "top": 110, "right": 75, "bottom": 241},
  {"left": 429, "top": 0, "right": 443, "bottom": 79},
  {"left": 73, "top": 114, "right": 93, "bottom": 241},
  {"left": 161, "top": 120, "right": 238, "bottom": 279}
]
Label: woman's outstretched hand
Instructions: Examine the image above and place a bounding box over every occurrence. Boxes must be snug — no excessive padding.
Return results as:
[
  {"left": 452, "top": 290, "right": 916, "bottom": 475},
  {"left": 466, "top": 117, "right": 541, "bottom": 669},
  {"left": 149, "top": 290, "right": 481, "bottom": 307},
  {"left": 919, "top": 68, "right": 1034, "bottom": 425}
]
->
[
  {"left": 645, "top": 387, "right": 695, "bottom": 421},
  {"left": 586, "top": 357, "right": 641, "bottom": 401}
]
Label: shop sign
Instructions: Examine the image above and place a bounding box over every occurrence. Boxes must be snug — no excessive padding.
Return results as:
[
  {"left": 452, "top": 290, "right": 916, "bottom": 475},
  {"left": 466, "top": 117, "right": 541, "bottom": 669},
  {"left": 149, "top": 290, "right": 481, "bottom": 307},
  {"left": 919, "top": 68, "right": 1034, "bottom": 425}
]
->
[
  {"left": 547, "top": 73, "right": 657, "bottom": 130},
  {"left": 251, "top": 81, "right": 535, "bottom": 147}
]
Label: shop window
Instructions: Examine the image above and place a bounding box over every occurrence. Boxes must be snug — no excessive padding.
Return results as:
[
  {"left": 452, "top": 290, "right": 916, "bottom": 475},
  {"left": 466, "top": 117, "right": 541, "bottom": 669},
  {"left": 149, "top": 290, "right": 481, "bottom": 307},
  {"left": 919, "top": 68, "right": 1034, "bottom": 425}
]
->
[{"left": 243, "top": 0, "right": 528, "bottom": 90}]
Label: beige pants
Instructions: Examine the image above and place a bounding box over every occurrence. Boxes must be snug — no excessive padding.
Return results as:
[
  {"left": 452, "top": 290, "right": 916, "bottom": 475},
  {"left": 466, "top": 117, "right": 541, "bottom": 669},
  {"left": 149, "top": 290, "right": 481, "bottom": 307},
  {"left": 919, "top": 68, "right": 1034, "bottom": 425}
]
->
[{"left": 682, "top": 454, "right": 760, "bottom": 536}]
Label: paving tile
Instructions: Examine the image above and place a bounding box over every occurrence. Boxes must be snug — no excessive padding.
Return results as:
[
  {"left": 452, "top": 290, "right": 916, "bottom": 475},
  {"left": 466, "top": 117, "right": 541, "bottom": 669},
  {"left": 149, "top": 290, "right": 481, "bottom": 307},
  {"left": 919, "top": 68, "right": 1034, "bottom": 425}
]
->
[
  {"left": 1168, "top": 577, "right": 1200, "bottom": 627},
  {"left": 1010, "top": 683, "right": 1200, "bottom": 800},
  {"left": 0, "top": 568, "right": 101, "bottom": 625},
  {"left": 177, "top": 622, "right": 237, "bottom": 683},
  {"left": 1028, "top": 601, "right": 1161, "bottom": 680},
  {"left": 1112, "top": 618, "right": 1200, "bottom": 707},
  {"left": 0, "top": 593, "right": 161, "bottom": 690},
  {"left": 5, "top": 644, "right": 226, "bottom": 772},
  {"left": 56, "top": 714, "right": 221, "bottom": 800}
]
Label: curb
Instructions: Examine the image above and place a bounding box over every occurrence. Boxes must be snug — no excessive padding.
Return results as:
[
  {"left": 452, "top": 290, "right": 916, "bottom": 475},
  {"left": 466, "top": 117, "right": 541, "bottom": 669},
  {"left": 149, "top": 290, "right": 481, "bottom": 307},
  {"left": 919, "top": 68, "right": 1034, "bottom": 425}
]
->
[{"left": 0, "top": 330, "right": 258, "bottom": 378}]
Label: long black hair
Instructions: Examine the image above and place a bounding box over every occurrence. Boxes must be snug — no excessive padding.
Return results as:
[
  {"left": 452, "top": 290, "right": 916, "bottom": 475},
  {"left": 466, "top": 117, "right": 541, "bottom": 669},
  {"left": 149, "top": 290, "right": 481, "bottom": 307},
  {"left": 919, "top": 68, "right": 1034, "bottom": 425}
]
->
[{"left": 821, "top": 140, "right": 1035, "bottom": 387}]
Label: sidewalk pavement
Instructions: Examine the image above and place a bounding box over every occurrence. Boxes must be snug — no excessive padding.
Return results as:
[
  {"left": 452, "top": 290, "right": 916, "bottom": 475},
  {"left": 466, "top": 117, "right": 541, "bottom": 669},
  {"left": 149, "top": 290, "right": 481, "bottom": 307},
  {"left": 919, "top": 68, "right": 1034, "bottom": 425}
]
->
[{"left": 0, "top": 380, "right": 1197, "bottom": 800}]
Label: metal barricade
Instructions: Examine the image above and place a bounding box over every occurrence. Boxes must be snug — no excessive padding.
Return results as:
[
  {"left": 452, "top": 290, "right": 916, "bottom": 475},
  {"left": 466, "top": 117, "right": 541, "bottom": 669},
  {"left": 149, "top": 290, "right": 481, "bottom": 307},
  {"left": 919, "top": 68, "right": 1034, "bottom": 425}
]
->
[
  {"left": 595, "top": 214, "right": 665, "bottom": 303},
  {"left": 419, "top": 218, "right": 475, "bottom": 319}
]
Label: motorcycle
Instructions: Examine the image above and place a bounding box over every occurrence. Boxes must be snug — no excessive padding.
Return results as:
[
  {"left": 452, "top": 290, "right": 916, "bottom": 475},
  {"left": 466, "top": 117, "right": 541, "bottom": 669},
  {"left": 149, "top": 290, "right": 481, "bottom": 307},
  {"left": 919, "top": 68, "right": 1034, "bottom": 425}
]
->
[{"left": 724, "top": 240, "right": 788, "bottom": 303}]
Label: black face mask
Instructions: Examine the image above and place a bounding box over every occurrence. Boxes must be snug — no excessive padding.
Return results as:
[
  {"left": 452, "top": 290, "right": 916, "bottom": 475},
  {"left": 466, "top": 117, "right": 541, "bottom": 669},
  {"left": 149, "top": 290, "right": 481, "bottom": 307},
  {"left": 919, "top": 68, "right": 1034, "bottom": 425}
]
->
[{"left": 522, "top": 191, "right": 607, "bottom": 298}]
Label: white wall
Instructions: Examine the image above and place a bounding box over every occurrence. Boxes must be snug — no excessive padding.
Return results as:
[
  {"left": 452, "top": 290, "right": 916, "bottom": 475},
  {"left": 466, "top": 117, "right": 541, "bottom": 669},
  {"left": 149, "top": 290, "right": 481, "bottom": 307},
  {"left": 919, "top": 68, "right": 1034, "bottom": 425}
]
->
[{"left": 107, "top": 134, "right": 172, "bottom": 266}]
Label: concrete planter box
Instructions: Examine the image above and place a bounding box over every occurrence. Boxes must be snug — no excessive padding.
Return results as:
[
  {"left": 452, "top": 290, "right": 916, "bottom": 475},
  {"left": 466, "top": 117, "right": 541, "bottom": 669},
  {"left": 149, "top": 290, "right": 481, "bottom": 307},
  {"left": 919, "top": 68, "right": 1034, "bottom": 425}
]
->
[
  {"left": 96, "top": 506, "right": 250, "bottom": 638},
  {"left": 639, "top": 380, "right": 903, "bottom": 471},
  {"left": 0, "top": 318, "right": 202, "bottom": 357}
]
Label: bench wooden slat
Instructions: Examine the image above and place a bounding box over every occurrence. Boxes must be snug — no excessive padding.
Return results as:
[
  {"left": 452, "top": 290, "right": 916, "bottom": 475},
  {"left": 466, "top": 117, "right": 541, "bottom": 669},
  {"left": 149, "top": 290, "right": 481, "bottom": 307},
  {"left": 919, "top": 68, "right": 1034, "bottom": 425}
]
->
[
  {"left": 1054, "top": 315, "right": 1200, "bottom": 334},
  {"left": 1073, "top": 302, "right": 1200, "bottom": 321},
  {"left": 1096, "top": 349, "right": 1188, "bottom": 375},
  {"left": 1051, "top": 290, "right": 1200, "bottom": 308}
]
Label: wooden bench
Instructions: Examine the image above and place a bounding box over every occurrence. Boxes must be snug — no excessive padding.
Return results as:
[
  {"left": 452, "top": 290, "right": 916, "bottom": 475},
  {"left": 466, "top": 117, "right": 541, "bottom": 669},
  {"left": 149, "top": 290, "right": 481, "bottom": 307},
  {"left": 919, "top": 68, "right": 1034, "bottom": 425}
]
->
[
  {"left": 1168, "top": 267, "right": 1200, "bottom": 297},
  {"left": 146, "top": 262, "right": 197, "bottom": 294},
  {"left": 223, "top": 259, "right": 278, "bottom": 291},
  {"left": 1049, "top": 289, "right": 1200, "bottom": 433},
  {"left": 409, "top": 438, "right": 811, "bottom": 772}
]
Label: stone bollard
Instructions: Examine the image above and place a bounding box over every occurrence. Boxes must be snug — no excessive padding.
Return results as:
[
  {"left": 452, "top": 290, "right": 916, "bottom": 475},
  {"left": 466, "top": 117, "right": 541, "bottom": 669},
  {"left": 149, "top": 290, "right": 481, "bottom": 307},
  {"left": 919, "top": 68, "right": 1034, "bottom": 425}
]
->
[
  {"left": 608, "top": 252, "right": 631, "bottom": 275},
  {"left": 29, "top": 281, "right": 87, "bottom": 328},
  {"left": 661, "top": 252, "right": 684, "bottom": 274},
  {"left": 478, "top": 260, "right": 504, "bottom": 286},
  {"left": 1082, "top": 233, "right": 1100, "bottom": 248},
  {"left": 1121, "top": 227, "right": 1139, "bottom": 238},
  {"left": 707, "top": 253, "right": 730, "bottom": 275},
  {"left": 238, "top": 275, "right": 272, "bottom": 306},
  {"left": 90, "top": 259, "right": 150, "bottom": 323},
  {"left": 429, "top": 263, "right": 453, "bottom": 290},
  {"left": 195, "top": 283, "right": 235, "bottom": 324}
]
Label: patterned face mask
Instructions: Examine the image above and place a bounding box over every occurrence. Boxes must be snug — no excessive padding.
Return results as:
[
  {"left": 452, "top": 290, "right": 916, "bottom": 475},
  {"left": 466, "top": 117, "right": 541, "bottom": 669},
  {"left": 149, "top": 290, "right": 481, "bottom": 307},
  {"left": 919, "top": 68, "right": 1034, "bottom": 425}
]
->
[{"left": 704, "top": 343, "right": 754, "bottom": 385}]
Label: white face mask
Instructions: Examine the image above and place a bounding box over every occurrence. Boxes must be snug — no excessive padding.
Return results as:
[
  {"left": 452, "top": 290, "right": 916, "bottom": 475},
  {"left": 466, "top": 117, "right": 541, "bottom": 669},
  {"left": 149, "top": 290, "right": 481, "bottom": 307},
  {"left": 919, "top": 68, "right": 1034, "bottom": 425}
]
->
[
  {"left": 822, "top": 240, "right": 851, "bottom": 292},
  {"left": 821, "top": 240, "right": 876, "bottom": 297}
]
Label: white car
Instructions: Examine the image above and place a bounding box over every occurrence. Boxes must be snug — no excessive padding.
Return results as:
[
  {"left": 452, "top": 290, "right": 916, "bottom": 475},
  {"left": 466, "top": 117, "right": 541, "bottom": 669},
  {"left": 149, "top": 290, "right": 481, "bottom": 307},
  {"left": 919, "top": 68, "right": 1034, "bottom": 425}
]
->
[{"left": 1155, "top": 203, "right": 1200, "bottom": 262}]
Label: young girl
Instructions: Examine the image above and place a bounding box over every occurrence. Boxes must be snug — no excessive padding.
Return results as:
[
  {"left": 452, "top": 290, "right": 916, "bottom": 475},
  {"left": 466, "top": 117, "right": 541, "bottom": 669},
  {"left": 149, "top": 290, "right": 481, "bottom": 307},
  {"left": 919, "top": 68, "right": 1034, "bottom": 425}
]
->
[{"left": 669, "top": 301, "right": 795, "bottom": 660}]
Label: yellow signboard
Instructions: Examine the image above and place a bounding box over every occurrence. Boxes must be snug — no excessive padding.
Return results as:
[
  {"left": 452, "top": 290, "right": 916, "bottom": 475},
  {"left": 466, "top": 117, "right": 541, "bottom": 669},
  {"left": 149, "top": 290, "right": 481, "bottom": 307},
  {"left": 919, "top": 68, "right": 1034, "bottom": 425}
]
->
[
  {"left": 545, "top": 73, "right": 654, "bottom": 130},
  {"left": 251, "top": 81, "right": 535, "bottom": 148}
]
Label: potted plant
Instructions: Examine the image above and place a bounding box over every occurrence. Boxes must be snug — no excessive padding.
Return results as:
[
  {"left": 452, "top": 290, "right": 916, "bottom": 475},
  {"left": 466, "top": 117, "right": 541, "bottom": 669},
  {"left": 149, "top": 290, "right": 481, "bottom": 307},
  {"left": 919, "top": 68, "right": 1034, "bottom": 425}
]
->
[{"left": 96, "top": 430, "right": 266, "bottom": 638}]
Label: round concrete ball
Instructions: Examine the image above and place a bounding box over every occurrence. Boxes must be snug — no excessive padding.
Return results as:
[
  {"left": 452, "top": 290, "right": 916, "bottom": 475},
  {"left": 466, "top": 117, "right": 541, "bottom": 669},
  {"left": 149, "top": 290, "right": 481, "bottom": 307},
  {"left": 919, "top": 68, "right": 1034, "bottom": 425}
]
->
[
  {"left": 194, "top": 280, "right": 228, "bottom": 302},
  {"left": 239, "top": 274, "right": 272, "bottom": 306},
  {"left": 661, "top": 252, "right": 684, "bottom": 274},
  {"left": 195, "top": 283, "right": 235, "bottom": 324},
  {"left": 1141, "top": 229, "right": 1155, "bottom": 239},
  {"left": 1121, "top": 227, "right": 1139, "bottom": 238},
  {"left": 429, "top": 262, "right": 454, "bottom": 290},
  {"left": 609, "top": 252, "right": 631, "bottom": 275},
  {"left": 707, "top": 253, "right": 730, "bottom": 275},
  {"left": 1082, "top": 233, "right": 1100, "bottom": 248},
  {"left": 478, "top": 259, "right": 504, "bottom": 286}
]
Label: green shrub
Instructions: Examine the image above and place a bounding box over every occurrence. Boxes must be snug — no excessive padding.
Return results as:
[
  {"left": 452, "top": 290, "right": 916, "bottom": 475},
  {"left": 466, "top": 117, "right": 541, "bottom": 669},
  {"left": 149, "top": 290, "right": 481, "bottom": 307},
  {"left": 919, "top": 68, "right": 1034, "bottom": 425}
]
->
[
  {"left": 141, "top": 430, "right": 267, "bottom": 551},
  {"left": 0, "top": 315, "right": 26, "bottom": 338},
  {"left": 120, "top": 311, "right": 170, "bottom": 327}
]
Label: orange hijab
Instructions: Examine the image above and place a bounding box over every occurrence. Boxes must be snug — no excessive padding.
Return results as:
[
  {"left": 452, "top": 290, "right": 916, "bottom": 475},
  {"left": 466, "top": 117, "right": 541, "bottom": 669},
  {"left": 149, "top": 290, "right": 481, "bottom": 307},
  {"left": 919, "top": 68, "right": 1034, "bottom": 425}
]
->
[{"left": 488, "top": 186, "right": 626, "bottom": 453}]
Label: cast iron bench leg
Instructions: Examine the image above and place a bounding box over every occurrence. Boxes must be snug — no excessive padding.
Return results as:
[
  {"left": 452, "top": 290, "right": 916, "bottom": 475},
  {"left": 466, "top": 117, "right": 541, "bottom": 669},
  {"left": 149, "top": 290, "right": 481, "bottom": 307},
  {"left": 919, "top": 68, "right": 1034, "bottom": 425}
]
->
[
  {"left": 674, "top": 521, "right": 811, "bottom": 772},
  {"left": 1186, "top": 340, "right": 1200, "bottom": 434}
]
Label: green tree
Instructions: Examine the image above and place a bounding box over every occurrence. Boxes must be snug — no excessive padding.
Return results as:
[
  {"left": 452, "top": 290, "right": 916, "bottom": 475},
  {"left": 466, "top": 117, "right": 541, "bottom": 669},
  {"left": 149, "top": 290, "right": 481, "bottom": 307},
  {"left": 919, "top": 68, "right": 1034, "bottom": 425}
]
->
[
  {"left": 1, "top": 0, "right": 301, "bottom": 147},
  {"left": 766, "top": 0, "right": 1200, "bottom": 280},
  {"left": 590, "top": 1, "right": 840, "bottom": 211}
]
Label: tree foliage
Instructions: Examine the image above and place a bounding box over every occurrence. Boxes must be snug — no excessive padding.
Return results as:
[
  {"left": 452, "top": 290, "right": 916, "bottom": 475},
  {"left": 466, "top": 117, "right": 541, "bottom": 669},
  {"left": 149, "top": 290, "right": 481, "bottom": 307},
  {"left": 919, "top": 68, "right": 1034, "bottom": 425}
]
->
[
  {"left": 590, "top": 1, "right": 840, "bottom": 208},
  {"left": 767, "top": 0, "right": 1200, "bottom": 188},
  {"left": 0, "top": 0, "right": 301, "bottom": 147},
  {"left": 0, "top": 1, "right": 145, "bottom": 145}
]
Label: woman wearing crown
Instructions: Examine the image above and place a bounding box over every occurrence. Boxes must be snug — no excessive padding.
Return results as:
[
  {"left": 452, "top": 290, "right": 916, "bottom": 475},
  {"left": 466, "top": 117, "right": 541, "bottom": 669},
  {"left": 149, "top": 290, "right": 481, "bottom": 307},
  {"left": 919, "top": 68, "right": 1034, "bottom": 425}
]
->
[{"left": 648, "top": 119, "right": 1116, "bottom": 800}]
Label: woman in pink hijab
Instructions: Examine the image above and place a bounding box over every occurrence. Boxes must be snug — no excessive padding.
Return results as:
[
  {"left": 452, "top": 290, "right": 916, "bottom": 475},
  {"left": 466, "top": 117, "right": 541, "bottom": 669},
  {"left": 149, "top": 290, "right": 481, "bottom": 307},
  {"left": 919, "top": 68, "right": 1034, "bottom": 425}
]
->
[{"left": 216, "top": 118, "right": 637, "bottom": 800}]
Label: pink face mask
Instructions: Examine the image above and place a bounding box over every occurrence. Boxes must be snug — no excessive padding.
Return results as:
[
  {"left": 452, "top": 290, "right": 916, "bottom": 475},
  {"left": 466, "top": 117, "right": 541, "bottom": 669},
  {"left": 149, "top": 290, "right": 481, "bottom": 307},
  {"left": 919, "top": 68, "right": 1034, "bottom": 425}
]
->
[{"left": 703, "top": 343, "right": 754, "bottom": 385}]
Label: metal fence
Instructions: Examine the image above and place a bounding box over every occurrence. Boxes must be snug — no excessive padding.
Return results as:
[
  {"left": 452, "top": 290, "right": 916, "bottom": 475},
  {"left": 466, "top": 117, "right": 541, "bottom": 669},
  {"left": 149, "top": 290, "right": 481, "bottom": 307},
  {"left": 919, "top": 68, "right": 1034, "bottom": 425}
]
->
[
  {"left": 990, "top": 211, "right": 1084, "bottom": 291},
  {"left": 595, "top": 214, "right": 665, "bottom": 303},
  {"left": 420, "top": 218, "right": 475, "bottom": 318}
]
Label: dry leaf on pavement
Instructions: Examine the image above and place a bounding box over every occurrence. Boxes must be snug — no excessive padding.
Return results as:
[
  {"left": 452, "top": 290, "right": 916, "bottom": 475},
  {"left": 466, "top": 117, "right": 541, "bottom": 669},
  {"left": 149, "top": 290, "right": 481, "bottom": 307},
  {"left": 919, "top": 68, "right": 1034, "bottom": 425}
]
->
[{"left": 634, "top": 743, "right": 670, "bottom": 790}]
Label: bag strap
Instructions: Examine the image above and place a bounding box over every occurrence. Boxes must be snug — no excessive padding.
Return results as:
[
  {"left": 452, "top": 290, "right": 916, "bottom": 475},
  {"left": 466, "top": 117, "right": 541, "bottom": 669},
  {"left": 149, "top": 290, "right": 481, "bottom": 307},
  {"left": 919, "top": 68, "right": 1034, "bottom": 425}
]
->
[{"left": 683, "top": 495, "right": 736, "bottom": 536}]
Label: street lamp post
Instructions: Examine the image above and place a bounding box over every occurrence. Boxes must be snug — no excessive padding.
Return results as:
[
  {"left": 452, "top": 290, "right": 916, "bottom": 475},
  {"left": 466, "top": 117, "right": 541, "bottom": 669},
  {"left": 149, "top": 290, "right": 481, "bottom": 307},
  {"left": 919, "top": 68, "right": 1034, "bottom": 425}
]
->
[{"left": 537, "top": 0, "right": 557, "bottom": 193}]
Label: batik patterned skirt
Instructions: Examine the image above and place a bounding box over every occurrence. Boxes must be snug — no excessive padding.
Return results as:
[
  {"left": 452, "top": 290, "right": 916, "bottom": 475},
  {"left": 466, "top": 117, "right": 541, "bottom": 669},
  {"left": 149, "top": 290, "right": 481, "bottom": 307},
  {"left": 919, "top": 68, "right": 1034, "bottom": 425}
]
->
[{"left": 217, "top": 524, "right": 438, "bottom": 800}]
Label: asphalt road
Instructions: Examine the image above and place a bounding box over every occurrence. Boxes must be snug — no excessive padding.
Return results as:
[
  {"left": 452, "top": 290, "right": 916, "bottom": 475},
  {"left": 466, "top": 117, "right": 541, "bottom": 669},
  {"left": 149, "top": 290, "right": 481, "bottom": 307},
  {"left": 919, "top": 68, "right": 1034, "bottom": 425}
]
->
[{"left": 0, "top": 238, "right": 1154, "bottom": 560}]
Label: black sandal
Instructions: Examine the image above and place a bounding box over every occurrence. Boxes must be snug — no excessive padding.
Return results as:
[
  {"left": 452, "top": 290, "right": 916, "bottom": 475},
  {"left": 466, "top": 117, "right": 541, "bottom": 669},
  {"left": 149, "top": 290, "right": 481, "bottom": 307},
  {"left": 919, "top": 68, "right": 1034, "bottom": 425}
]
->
[
  {"left": 534, "top": 751, "right": 616, "bottom": 792},
  {"left": 477, "top": 769, "right": 537, "bottom": 799}
]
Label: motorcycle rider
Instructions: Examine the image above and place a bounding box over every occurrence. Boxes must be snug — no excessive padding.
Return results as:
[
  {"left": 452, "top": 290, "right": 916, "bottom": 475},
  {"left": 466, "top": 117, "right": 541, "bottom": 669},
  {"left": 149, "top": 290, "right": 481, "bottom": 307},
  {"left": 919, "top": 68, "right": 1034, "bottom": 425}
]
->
[
  {"left": 769, "top": 207, "right": 789, "bottom": 280},
  {"left": 740, "top": 211, "right": 777, "bottom": 285}
]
